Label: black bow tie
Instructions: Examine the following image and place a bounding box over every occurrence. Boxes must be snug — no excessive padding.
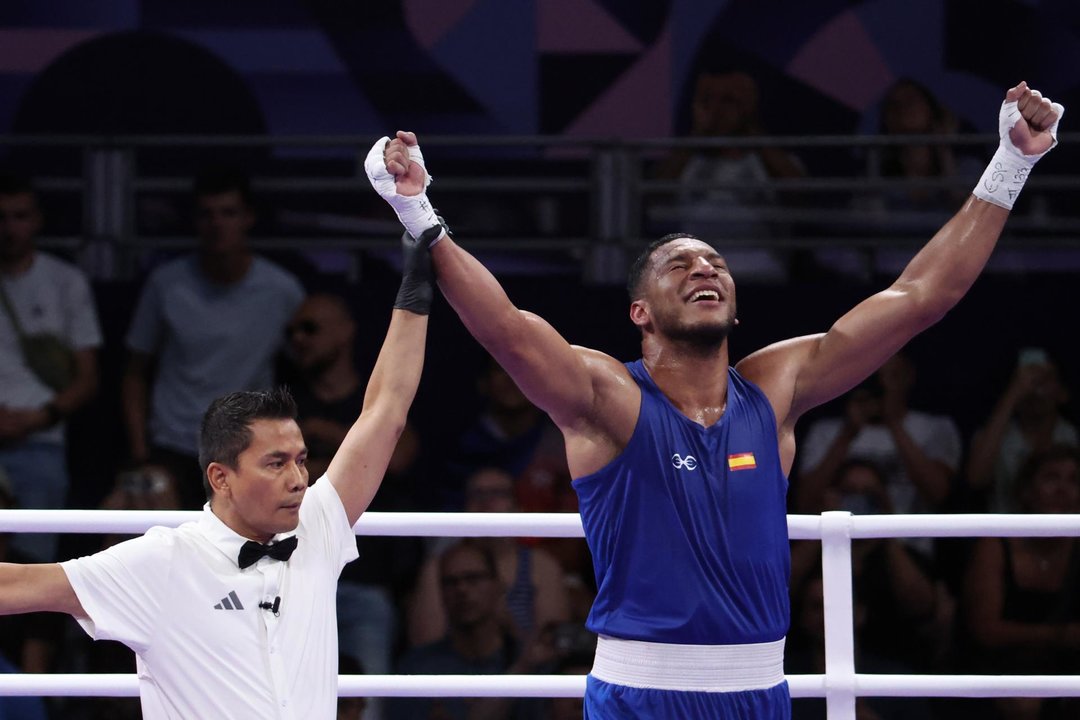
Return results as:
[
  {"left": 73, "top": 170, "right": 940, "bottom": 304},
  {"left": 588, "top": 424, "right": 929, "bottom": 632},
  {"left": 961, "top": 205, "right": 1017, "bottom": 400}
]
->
[{"left": 238, "top": 536, "right": 298, "bottom": 569}]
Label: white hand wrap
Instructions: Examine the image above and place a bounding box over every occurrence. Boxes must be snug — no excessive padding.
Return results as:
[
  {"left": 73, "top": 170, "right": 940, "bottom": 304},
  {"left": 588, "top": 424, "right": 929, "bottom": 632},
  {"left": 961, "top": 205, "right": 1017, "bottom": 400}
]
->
[
  {"left": 973, "top": 95, "right": 1064, "bottom": 210},
  {"left": 365, "top": 136, "right": 443, "bottom": 242}
]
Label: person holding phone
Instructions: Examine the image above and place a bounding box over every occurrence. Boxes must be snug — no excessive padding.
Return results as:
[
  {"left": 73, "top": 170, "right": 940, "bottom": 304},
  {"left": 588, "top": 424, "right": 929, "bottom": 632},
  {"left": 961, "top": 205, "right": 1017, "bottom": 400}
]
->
[
  {"left": 967, "top": 347, "right": 1077, "bottom": 511},
  {"left": 795, "top": 351, "right": 962, "bottom": 520}
]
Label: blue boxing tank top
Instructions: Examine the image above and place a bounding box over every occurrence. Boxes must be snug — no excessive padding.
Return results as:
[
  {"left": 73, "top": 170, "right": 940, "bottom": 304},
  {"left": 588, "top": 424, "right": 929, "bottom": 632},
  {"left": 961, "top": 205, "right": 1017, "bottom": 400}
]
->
[{"left": 572, "top": 360, "right": 790, "bottom": 646}]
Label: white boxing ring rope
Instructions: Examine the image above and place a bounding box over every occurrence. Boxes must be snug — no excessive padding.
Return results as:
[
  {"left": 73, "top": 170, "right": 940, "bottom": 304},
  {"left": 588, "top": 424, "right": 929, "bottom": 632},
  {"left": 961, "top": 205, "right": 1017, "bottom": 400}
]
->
[{"left": 3, "top": 510, "right": 1080, "bottom": 720}]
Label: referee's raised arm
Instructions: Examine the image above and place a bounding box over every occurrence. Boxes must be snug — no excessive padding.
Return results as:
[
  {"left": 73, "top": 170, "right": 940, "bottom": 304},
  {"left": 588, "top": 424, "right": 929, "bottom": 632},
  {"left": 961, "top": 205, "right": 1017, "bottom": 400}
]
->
[{"left": 325, "top": 226, "right": 434, "bottom": 527}]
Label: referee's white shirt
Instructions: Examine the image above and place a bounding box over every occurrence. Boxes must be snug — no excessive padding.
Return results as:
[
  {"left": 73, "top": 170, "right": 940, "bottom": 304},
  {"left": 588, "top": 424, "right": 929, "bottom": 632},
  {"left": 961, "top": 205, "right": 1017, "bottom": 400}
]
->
[{"left": 62, "top": 477, "right": 359, "bottom": 719}]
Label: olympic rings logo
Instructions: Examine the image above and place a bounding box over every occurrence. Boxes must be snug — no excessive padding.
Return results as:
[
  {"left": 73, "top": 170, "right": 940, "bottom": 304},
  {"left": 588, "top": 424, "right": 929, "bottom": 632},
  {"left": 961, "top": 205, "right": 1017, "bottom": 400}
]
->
[{"left": 671, "top": 453, "right": 698, "bottom": 471}]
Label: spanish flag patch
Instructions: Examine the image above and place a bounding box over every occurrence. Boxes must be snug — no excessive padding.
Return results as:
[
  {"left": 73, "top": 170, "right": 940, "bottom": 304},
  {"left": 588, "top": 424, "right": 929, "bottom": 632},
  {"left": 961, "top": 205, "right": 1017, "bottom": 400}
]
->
[{"left": 727, "top": 453, "right": 757, "bottom": 471}]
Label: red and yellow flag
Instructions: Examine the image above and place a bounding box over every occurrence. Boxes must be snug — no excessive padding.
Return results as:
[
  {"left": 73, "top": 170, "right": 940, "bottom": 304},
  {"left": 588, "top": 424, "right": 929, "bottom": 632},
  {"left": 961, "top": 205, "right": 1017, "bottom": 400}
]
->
[{"left": 727, "top": 452, "right": 756, "bottom": 471}]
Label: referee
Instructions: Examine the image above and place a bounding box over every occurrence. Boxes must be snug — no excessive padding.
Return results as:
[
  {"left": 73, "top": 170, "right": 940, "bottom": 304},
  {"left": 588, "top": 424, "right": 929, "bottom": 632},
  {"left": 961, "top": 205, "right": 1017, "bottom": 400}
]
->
[{"left": 0, "top": 225, "right": 437, "bottom": 718}]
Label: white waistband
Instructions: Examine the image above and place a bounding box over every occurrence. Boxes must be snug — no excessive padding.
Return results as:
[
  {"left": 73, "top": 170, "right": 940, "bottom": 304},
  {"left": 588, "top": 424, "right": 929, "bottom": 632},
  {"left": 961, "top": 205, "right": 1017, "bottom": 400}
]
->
[{"left": 590, "top": 635, "right": 786, "bottom": 693}]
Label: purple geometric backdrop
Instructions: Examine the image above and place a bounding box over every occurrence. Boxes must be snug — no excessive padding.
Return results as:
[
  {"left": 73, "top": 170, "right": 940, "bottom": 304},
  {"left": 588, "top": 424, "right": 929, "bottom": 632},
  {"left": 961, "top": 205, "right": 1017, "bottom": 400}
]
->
[{"left": 0, "top": 0, "right": 1071, "bottom": 143}]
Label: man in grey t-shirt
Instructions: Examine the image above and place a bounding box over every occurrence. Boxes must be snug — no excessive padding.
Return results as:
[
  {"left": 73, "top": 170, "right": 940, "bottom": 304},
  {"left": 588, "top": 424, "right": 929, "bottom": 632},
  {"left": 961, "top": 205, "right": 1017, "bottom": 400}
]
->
[{"left": 122, "top": 169, "right": 304, "bottom": 508}]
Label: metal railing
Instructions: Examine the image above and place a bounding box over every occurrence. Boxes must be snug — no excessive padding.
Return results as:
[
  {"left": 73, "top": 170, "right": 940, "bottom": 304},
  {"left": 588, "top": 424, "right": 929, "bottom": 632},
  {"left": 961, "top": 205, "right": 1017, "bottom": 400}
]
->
[{"left": 3, "top": 132, "right": 1080, "bottom": 281}]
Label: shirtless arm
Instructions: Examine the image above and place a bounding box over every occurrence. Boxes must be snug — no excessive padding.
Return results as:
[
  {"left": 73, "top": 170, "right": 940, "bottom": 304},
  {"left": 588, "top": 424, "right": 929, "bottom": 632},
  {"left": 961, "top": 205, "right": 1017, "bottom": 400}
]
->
[
  {"left": 434, "top": 238, "right": 636, "bottom": 475},
  {"left": 738, "top": 83, "right": 1062, "bottom": 472},
  {"left": 431, "top": 236, "right": 609, "bottom": 429},
  {"left": 366, "top": 133, "right": 637, "bottom": 474}
]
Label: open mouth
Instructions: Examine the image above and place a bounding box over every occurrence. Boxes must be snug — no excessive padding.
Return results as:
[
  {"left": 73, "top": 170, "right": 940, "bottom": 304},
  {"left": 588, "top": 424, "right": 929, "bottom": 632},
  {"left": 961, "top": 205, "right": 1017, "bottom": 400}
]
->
[{"left": 689, "top": 289, "right": 721, "bottom": 303}]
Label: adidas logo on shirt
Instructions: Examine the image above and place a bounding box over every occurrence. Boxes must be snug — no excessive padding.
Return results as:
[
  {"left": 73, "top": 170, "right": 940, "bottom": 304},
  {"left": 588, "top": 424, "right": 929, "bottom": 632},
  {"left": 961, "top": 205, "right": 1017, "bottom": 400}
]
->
[{"left": 214, "top": 590, "right": 245, "bottom": 611}]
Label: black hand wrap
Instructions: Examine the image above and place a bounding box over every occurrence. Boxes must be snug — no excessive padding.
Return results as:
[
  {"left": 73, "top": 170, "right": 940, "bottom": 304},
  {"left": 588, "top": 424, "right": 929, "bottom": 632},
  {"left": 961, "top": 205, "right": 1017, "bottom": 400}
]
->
[{"left": 393, "top": 222, "right": 444, "bottom": 315}]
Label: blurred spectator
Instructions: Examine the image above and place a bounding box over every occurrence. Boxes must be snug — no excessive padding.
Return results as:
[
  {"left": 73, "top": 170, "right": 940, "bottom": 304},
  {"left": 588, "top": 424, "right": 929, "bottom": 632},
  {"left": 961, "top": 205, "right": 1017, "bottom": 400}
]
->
[
  {"left": 962, "top": 444, "right": 1080, "bottom": 720},
  {"left": 0, "top": 473, "right": 59, "bottom": 720},
  {"left": 286, "top": 292, "right": 424, "bottom": 720},
  {"left": 857, "top": 78, "right": 981, "bottom": 216},
  {"left": 121, "top": 168, "right": 304, "bottom": 508},
  {"left": 98, "top": 465, "right": 181, "bottom": 548},
  {"left": 650, "top": 70, "right": 805, "bottom": 261},
  {"left": 967, "top": 348, "right": 1076, "bottom": 512},
  {"left": 338, "top": 654, "right": 368, "bottom": 720},
  {"left": 786, "top": 571, "right": 931, "bottom": 720},
  {"left": 796, "top": 352, "right": 961, "bottom": 523},
  {"left": 0, "top": 172, "right": 101, "bottom": 562},
  {"left": 483, "top": 622, "right": 596, "bottom": 720},
  {"left": 286, "top": 293, "right": 425, "bottom": 481},
  {"left": 408, "top": 467, "right": 569, "bottom": 647},
  {"left": 444, "top": 358, "right": 569, "bottom": 511},
  {"left": 794, "top": 459, "right": 945, "bottom": 672},
  {"left": 545, "top": 649, "right": 593, "bottom": 720},
  {"left": 541, "top": 578, "right": 596, "bottom": 720},
  {"left": 793, "top": 355, "right": 961, "bottom": 664},
  {"left": 443, "top": 358, "right": 587, "bottom": 583},
  {"left": 387, "top": 541, "right": 531, "bottom": 720}
]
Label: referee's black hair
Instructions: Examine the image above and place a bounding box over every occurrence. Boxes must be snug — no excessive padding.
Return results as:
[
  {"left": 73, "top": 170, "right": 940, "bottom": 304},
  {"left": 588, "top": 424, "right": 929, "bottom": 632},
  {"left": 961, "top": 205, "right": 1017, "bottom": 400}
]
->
[{"left": 199, "top": 387, "right": 298, "bottom": 500}]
